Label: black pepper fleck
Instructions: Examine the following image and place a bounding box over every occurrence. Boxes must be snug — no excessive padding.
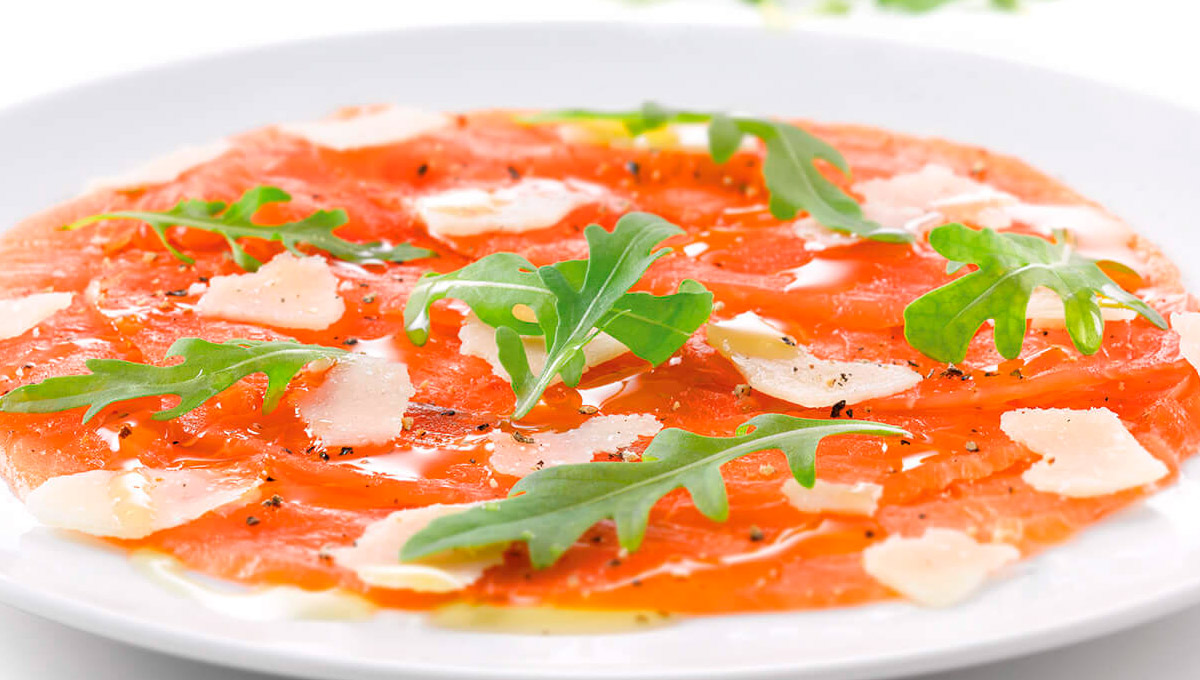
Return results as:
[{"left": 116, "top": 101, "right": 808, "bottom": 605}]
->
[{"left": 830, "top": 400, "right": 847, "bottom": 418}]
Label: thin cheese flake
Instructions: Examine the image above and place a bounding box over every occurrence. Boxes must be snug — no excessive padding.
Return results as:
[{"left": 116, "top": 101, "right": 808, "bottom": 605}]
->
[
  {"left": 1001, "top": 407, "right": 1168, "bottom": 497},
  {"left": 853, "top": 164, "right": 1015, "bottom": 233},
  {"left": 1025, "top": 287, "right": 1137, "bottom": 328},
  {"left": 488, "top": 415, "right": 662, "bottom": 477},
  {"left": 197, "top": 252, "right": 344, "bottom": 330},
  {"left": 25, "top": 466, "right": 262, "bottom": 540},
  {"left": 706, "top": 313, "right": 921, "bottom": 408},
  {"left": 1005, "top": 204, "right": 1136, "bottom": 259},
  {"left": 1172, "top": 312, "right": 1200, "bottom": 373},
  {"left": 331, "top": 503, "right": 503, "bottom": 593},
  {"left": 297, "top": 356, "right": 414, "bottom": 447},
  {"left": 0, "top": 292, "right": 73, "bottom": 340},
  {"left": 413, "top": 178, "right": 605, "bottom": 239},
  {"left": 278, "top": 105, "right": 449, "bottom": 151},
  {"left": 458, "top": 313, "right": 627, "bottom": 384},
  {"left": 780, "top": 478, "right": 883, "bottom": 516},
  {"left": 862, "top": 528, "right": 1019, "bottom": 607},
  {"left": 84, "top": 140, "right": 231, "bottom": 192}
]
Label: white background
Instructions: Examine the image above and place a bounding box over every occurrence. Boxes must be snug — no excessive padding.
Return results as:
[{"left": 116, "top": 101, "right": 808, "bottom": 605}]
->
[{"left": 0, "top": 1, "right": 1197, "bottom": 678}]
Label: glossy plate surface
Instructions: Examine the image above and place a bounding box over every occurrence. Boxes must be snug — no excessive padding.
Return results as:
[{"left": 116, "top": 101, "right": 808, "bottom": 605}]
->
[{"left": 1, "top": 22, "right": 1199, "bottom": 680}]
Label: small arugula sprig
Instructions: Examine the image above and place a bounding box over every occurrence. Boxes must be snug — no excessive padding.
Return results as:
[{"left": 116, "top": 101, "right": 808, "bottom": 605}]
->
[
  {"left": 405, "top": 212, "right": 713, "bottom": 418},
  {"left": 65, "top": 185, "right": 433, "bottom": 271},
  {"left": 528, "top": 102, "right": 911, "bottom": 243},
  {"left": 903, "top": 223, "right": 1166, "bottom": 363},
  {"left": 0, "top": 338, "right": 346, "bottom": 421},
  {"left": 403, "top": 414, "right": 908, "bottom": 568}
]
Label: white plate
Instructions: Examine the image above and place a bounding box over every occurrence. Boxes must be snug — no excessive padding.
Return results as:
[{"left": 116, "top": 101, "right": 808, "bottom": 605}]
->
[{"left": 2, "top": 21, "right": 1200, "bottom": 680}]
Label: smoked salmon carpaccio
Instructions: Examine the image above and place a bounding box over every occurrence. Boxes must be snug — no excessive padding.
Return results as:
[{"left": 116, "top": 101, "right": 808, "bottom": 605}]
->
[{"left": 0, "top": 105, "right": 1198, "bottom": 615}]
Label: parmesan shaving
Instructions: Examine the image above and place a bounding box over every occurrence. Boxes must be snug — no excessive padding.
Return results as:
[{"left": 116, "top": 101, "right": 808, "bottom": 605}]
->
[
  {"left": 197, "top": 252, "right": 344, "bottom": 330},
  {"left": 297, "top": 356, "right": 414, "bottom": 447},
  {"left": 1025, "top": 287, "right": 1137, "bottom": 328},
  {"left": 84, "top": 140, "right": 231, "bottom": 192},
  {"left": 1001, "top": 407, "right": 1168, "bottom": 498},
  {"left": 458, "top": 313, "right": 627, "bottom": 384},
  {"left": 0, "top": 292, "right": 73, "bottom": 340},
  {"left": 278, "top": 105, "right": 449, "bottom": 151},
  {"left": 488, "top": 415, "right": 662, "bottom": 477},
  {"left": 413, "top": 179, "right": 605, "bottom": 239},
  {"left": 862, "top": 528, "right": 1019, "bottom": 607},
  {"left": 1172, "top": 312, "right": 1200, "bottom": 373},
  {"left": 780, "top": 478, "right": 882, "bottom": 516},
  {"left": 331, "top": 504, "right": 503, "bottom": 593},
  {"left": 706, "top": 313, "right": 921, "bottom": 408},
  {"left": 854, "top": 164, "right": 1016, "bottom": 233},
  {"left": 25, "top": 466, "right": 262, "bottom": 540}
]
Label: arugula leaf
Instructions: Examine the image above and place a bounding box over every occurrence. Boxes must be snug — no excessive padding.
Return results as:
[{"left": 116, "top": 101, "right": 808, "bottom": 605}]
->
[
  {"left": 65, "top": 185, "right": 433, "bottom": 271},
  {"left": 402, "top": 414, "right": 908, "bottom": 568},
  {"left": 0, "top": 338, "right": 345, "bottom": 422},
  {"left": 903, "top": 223, "right": 1166, "bottom": 363},
  {"left": 404, "top": 212, "right": 713, "bottom": 417},
  {"left": 528, "top": 102, "right": 911, "bottom": 243}
]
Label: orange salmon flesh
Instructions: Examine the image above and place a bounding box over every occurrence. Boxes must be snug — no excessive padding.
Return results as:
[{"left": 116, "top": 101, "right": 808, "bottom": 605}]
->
[{"left": 0, "top": 108, "right": 1197, "bottom": 615}]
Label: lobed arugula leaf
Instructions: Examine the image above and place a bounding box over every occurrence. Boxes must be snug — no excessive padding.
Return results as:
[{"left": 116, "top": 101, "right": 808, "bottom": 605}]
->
[
  {"left": 527, "top": 102, "right": 911, "bottom": 243},
  {"left": 404, "top": 212, "right": 714, "bottom": 418},
  {"left": 65, "top": 185, "right": 434, "bottom": 272},
  {"left": 0, "top": 338, "right": 346, "bottom": 422},
  {"left": 903, "top": 223, "right": 1167, "bottom": 363},
  {"left": 402, "top": 414, "right": 908, "bottom": 568}
]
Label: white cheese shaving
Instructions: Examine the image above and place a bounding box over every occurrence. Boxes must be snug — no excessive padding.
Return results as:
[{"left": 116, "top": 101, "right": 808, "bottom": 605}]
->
[
  {"left": 197, "top": 252, "right": 344, "bottom": 330},
  {"left": 458, "top": 313, "right": 627, "bottom": 384},
  {"left": 25, "top": 466, "right": 261, "bottom": 539},
  {"left": 0, "top": 292, "right": 73, "bottom": 340},
  {"left": 706, "top": 313, "right": 921, "bottom": 408},
  {"left": 413, "top": 178, "right": 605, "bottom": 239},
  {"left": 1001, "top": 407, "right": 1168, "bottom": 498},
  {"left": 297, "top": 356, "right": 414, "bottom": 447},
  {"left": 1172, "top": 312, "right": 1200, "bottom": 373},
  {"left": 84, "top": 140, "right": 231, "bottom": 192},
  {"left": 780, "top": 478, "right": 883, "bottom": 516},
  {"left": 862, "top": 528, "right": 1019, "bottom": 607},
  {"left": 331, "top": 503, "right": 503, "bottom": 593},
  {"left": 854, "top": 164, "right": 1016, "bottom": 233},
  {"left": 789, "top": 219, "right": 862, "bottom": 251},
  {"left": 1025, "top": 287, "right": 1137, "bottom": 328},
  {"left": 278, "top": 105, "right": 449, "bottom": 151},
  {"left": 556, "top": 120, "right": 754, "bottom": 153},
  {"left": 1004, "top": 204, "right": 1134, "bottom": 254},
  {"left": 488, "top": 415, "right": 662, "bottom": 477}
]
